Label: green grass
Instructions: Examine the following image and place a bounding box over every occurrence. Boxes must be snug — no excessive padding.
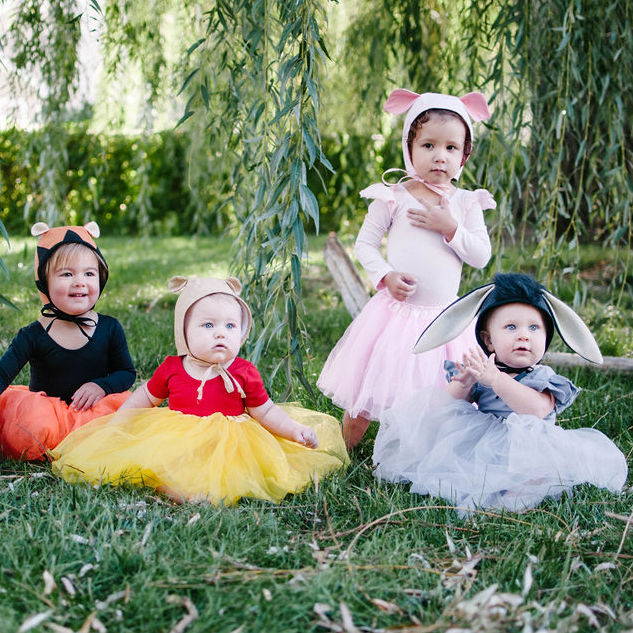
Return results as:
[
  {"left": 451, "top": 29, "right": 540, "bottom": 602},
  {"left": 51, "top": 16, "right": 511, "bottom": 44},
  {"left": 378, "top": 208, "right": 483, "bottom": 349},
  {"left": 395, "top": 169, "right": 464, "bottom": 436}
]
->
[{"left": 0, "top": 236, "right": 631, "bottom": 633}]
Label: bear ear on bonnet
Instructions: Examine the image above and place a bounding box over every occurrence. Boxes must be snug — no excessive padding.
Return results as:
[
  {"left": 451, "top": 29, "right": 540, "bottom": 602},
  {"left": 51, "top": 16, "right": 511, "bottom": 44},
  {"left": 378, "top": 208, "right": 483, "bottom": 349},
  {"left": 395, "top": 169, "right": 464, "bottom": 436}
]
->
[
  {"left": 168, "top": 276, "right": 189, "bottom": 294},
  {"left": 225, "top": 277, "right": 242, "bottom": 295}
]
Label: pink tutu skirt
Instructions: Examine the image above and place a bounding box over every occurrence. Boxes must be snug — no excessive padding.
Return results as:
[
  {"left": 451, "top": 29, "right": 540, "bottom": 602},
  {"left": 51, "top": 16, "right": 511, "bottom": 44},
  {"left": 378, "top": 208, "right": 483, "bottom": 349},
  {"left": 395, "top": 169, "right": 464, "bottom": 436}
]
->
[{"left": 317, "top": 289, "right": 475, "bottom": 420}]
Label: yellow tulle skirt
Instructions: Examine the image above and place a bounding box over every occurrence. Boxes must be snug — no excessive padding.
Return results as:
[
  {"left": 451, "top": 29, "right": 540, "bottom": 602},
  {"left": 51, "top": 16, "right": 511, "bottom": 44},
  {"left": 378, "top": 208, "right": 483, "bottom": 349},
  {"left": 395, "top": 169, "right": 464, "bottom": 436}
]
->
[{"left": 51, "top": 404, "right": 348, "bottom": 505}]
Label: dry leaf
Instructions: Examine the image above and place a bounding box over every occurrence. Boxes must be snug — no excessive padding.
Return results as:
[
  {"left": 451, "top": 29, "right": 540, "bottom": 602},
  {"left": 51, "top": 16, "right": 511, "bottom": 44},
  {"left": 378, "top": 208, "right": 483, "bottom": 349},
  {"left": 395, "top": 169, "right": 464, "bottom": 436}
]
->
[
  {"left": 166, "top": 595, "right": 199, "bottom": 633},
  {"left": 339, "top": 602, "right": 360, "bottom": 633},
  {"left": 77, "top": 612, "right": 96, "bottom": 633},
  {"left": 70, "top": 534, "right": 91, "bottom": 545},
  {"left": 262, "top": 588, "right": 272, "bottom": 602},
  {"left": 18, "top": 611, "right": 52, "bottom": 632},
  {"left": 91, "top": 617, "right": 107, "bottom": 633},
  {"left": 95, "top": 589, "right": 130, "bottom": 610},
  {"left": 369, "top": 598, "right": 401, "bottom": 614},
  {"left": 186, "top": 513, "right": 201, "bottom": 526},
  {"left": 43, "top": 570, "right": 56, "bottom": 596},
  {"left": 575, "top": 604, "right": 600, "bottom": 628},
  {"left": 46, "top": 623, "right": 74, "bottom": 633},
  {"left": 521, "top": 563, "right": 532, "bottom": 597},
  {"left": 594, "top": 562, "right": 617, "bottom": 572},
  {"left": 60, "top": 577, "right": 76, "bottom": 596},
  {"left": 79, "top": 564, "right": 95, "bottom": 577},
  {"left": 140, "top": 522, "right": 153, "bottom": 547}
]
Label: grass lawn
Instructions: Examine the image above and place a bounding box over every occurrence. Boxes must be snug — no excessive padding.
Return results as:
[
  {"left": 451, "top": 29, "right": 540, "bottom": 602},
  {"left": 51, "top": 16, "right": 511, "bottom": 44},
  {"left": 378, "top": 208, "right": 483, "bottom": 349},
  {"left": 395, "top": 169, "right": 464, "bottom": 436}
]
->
[{"left": 0, "top": 234, "right": 631, "bottom": 633}]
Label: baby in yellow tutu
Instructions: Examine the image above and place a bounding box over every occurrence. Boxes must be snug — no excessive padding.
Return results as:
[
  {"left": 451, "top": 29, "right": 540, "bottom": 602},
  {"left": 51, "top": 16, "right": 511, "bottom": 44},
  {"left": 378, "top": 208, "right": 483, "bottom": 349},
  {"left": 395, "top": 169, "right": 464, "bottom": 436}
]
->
[{"left": 52, "top": 276, "right": 348, "bottom": 504}]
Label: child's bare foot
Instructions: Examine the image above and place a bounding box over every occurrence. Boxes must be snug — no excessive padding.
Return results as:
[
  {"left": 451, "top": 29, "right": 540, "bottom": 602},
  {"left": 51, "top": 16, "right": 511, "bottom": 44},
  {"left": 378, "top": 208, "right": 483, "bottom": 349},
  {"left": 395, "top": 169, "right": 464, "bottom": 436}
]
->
[{"left": 342, "top": 412, "right": 371, "bottom": 449}]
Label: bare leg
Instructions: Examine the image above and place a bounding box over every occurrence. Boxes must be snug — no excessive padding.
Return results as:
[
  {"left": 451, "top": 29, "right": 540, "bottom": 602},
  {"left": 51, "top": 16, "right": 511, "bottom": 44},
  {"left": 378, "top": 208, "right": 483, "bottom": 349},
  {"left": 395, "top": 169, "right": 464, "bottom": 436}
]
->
[{"left": 342, "top": 412, "right": 371, "bottom": 449}]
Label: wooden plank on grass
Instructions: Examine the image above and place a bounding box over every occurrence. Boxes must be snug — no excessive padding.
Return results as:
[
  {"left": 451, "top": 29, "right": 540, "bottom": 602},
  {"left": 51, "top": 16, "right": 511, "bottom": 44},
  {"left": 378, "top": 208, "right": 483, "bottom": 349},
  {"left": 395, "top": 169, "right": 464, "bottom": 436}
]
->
[{"left": 323, "top": 232, "right": 370, "bottom": 318}]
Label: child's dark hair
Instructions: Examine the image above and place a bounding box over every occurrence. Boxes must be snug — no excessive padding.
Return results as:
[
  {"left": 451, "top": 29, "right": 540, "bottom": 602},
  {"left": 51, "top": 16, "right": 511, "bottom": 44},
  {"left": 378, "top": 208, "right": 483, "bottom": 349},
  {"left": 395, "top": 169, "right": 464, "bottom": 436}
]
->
[{"left": 407, "top": 108, "right": 472, "bottom": 164}]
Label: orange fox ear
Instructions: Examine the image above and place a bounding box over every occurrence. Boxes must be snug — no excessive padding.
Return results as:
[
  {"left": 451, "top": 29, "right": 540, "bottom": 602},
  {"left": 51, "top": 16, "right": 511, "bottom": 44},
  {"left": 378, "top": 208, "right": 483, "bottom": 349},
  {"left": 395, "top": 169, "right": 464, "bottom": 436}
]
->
[
  {"left": 168, "top": 276, "right": 189, "bottom": 294},
  {"left": 84, "top": 221, "right": 100, "bottom": 238},
  {"left": 31, "top": 222, "right": 50, "bottom": 237},
  {"left": 225, "top": 277, "right": 242, "bottom": 295}
]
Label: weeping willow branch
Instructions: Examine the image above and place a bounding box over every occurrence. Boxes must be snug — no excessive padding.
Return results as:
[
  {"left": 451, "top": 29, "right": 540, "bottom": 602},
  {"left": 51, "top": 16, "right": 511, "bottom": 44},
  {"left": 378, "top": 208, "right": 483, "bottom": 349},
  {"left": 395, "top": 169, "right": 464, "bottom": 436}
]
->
[
  {"left": 180, "top": 0, "right": 333, "bottom": 393},
  {"left": 464, "top": 0, "right": 632, "bottom": 300},
  {"left": 2, "top": 0, "right": 82, "bottom": 226}
]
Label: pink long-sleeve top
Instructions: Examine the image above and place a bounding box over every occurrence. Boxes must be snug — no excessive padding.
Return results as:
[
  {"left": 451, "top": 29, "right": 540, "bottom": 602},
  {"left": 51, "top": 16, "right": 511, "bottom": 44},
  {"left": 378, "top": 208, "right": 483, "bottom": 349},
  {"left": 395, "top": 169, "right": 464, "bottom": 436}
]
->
[{"left": 354, "top": 183, "right": 495, "bottom": 306}]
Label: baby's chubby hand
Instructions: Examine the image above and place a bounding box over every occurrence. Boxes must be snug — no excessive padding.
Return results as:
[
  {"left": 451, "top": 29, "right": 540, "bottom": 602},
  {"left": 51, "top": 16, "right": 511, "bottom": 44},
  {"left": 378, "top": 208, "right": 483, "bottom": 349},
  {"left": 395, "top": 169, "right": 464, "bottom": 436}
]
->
[
  {"left": 383, "top": 271, "right": 417, "bottom": 302},
  {"left": 292, "top": 425, "right": 319, "bottom": 449},
  {"left": 450, "top": 347, "right": 500, "bottom": 388}
]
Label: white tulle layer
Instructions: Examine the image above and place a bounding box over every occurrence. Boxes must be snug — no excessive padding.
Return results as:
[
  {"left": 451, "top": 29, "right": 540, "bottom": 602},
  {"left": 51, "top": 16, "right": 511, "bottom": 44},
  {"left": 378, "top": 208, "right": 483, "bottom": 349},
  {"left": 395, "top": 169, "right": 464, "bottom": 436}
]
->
[{"left": 373, "top": 389, "right": 627, "bottom": 515}]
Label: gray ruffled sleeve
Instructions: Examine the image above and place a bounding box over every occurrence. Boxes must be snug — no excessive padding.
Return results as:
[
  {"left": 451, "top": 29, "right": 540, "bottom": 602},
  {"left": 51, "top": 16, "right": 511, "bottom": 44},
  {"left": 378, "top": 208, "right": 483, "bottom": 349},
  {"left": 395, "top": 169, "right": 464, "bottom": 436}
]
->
[{"left": 520, "top": 365, "right": 580, "bottom": 414}]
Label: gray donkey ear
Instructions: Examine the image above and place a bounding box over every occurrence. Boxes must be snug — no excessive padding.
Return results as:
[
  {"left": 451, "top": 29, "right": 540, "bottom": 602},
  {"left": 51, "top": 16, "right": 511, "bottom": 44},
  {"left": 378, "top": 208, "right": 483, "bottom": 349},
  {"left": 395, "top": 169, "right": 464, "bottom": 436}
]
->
[
  {"left": 543, "top": 292, "right": 603, "bottom": 364},
  {"left": 414, "top": 284, "right": 495, "bottom": 354}
]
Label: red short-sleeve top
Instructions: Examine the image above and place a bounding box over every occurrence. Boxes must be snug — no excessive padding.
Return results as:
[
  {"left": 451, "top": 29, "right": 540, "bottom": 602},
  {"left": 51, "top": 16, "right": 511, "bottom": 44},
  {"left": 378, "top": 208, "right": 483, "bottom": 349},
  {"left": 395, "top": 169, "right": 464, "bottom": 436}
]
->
[{"left": 146, "top": 355, "right": 269, "bottom": 416}]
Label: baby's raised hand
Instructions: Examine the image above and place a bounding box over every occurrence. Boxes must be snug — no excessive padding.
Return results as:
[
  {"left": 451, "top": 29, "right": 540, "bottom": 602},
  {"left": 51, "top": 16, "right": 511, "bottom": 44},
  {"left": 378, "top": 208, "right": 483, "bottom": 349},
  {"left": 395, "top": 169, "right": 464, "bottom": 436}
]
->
[
  {"left": 383, "top": 271, "right": 417, "bottom": 302},
  {"left": 293, "top": 425, "right": 319, "bottom": 449},
  {"left": 462, "top": 348, "right": 500, "bottom": 388},
  {"left": 71, "top": 381, "right": 106, "bottom": 411}
]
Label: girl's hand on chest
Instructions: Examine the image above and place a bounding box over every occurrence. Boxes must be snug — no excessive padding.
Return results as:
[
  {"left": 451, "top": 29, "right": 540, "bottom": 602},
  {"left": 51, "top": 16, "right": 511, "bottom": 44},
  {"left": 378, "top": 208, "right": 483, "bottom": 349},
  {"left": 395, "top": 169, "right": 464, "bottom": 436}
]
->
[{"left": 406, "top": 204, "right": 457, "bottom": 240}]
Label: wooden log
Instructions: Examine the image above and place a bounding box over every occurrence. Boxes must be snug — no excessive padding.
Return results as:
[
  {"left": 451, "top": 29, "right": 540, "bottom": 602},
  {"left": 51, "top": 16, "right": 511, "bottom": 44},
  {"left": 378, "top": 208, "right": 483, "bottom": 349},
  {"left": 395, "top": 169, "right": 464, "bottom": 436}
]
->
[
  {"left": 543, "top": 352, "right": 633, "bottom": 373},
  {"left": 323, "top": 232, "right": 370, "bottom": 318},
  {"left": 323, "top": 232, "right": 633, "bottom": 372}
]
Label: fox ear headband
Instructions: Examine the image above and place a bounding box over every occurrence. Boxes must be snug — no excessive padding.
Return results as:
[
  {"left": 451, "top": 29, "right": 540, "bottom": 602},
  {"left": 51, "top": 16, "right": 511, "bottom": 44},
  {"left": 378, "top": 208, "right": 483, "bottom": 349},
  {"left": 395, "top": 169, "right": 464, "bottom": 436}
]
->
[
  {"left": 413, "top": 272, "right": 603, "bottom": 365},
  {"left": 31, "top": 222, "right": 108, "bottom": 304}
]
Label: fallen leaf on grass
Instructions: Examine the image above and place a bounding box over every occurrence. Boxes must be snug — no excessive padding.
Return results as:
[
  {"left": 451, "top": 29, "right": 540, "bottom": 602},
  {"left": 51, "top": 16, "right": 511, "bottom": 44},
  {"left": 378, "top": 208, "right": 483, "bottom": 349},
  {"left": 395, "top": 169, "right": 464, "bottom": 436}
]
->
[
  {"left": 594, "top": 562, "right": 617, "bottom": 572},
  {"left": 95, "top": 588, "right": 130, "bottom": 610},
  {"left": 369, "top": 598, "right": 401, "bottom": 614},
  {"left": 43, "top": 570, "right": 56, "bottom": 595},
  {"left": 186, "top": 513, "right": 200, "bottom": 526},
  {"left": 79, "top": 564, "right": 95, "bottom": 577},
  {"left": 70, "top": 534, "right": 91, "bottom": 545},
  {"left": 441, "top": 556, "right": 481, "bottom": 591},
  {"left": 339, "top": 602, "right": 360, "bottom": 633},
  {"left": 60, "top": 577, "right": 76, "bottom": 596},
  {"left": 19, "top": 611, "right": 53, "bottom": 632},
  {"left": 262, "top": 588, "right": 272, "bottom": 601},
  {"left": 166, "top": 595, "right": 199, "bottom": 633},
  {"left": 46, "top": 623, "right": 74, "bottom": 633}
]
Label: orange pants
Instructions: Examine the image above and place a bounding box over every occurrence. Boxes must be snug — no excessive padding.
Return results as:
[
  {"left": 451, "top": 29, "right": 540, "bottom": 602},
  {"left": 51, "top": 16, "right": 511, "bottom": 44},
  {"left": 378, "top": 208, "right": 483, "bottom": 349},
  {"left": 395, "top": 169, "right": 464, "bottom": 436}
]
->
[{"left": 0, "top": 385, "right": 130, "bottom": 460}]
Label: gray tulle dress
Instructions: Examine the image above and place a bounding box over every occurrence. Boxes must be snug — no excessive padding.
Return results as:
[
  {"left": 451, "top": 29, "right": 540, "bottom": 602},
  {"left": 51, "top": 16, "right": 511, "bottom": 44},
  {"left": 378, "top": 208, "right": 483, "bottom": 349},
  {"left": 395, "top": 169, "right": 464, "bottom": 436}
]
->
[{"left": 373, "top": 364, "right": 627, "bottom": 514}]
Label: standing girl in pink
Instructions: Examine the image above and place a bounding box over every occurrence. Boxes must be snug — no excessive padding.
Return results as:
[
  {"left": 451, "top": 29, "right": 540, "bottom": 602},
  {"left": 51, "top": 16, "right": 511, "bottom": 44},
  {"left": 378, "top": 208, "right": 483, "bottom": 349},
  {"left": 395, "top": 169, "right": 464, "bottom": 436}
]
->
[{"left": 318, "top": 89, "right": 496, "bottom": 448}]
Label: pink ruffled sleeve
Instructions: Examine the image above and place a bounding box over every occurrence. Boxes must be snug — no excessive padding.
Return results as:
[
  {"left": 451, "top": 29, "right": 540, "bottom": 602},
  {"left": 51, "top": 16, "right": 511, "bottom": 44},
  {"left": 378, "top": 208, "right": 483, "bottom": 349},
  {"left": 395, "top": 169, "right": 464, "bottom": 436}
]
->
[
  {"left": 444, "top": 188, "right": 495, "bottom": 269},
  {"left": 355, "top": 184, "right": 397, "bottom": 289}
]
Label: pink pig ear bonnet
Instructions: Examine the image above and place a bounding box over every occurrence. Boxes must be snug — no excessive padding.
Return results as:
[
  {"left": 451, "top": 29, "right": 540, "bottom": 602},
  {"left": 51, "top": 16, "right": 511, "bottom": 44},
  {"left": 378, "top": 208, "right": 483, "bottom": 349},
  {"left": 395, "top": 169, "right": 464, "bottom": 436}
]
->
[{"left": 383, "top": 89, "right": 491, "bottom": 180}]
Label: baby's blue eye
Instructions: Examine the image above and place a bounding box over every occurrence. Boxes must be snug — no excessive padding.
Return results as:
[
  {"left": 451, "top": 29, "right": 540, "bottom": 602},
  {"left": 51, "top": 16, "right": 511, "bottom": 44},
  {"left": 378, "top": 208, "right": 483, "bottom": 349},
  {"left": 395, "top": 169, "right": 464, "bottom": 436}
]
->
[
  {"left": 529, "top": 324, "right": 539, "bottom": 331},
  {"left": 202, "top": 322, "right": 213, "bottom": 328},
  {"left": 226, "top": 323, "right": 237, "bottom": 329},
  {"left": 505, "top": 324, "right": 516, "bottom": 330}
]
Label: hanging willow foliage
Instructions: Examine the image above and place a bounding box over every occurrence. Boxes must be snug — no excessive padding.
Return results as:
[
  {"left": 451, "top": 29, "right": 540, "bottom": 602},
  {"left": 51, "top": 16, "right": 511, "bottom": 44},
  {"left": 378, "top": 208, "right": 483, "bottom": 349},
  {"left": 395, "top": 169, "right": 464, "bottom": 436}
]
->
[
  {"left": 2, "top": 0, "right": 82, "bottom": 227},
  {"left": 462, "top": 0, "right": 632, "bottom": 301},
  {"left": 180, "top": 0, "right": 332, "bottom": 392}
]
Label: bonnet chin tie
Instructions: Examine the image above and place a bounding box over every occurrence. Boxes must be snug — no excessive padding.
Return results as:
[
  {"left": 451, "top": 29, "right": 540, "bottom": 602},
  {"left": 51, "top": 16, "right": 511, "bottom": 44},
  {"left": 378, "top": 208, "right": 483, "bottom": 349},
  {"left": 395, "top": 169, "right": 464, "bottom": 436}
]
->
[
  {"left": 381, "top": 168, "right": 453, "bottom": 203},
  {"left": 40, "top": 303, "right": 97, "bottom": 339},
  {"left": 196, "top": 362, "right": 246, "bottom": 402},
  {"left": 494, "top": 359, "right": 534, "bottom": 375}
]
